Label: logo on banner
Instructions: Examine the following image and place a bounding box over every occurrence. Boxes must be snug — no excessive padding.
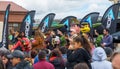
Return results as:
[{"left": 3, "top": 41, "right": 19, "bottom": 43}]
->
[
  {"left": 41, "top": 17, "right": 49, "bottom": 32},
  {"left": 25, "top": 15, "right": 31, "bottom": 37},
  {"left": 64, "top": 19, "right": 69, "bottom": 30},
  {"left": 106, "top": 9, "right": 115, "bottom": 29}
]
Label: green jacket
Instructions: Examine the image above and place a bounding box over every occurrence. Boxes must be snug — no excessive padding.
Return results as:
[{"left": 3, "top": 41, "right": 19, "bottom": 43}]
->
[
  {"left": 95, "top": 35, "right": 103, "bottom": 47},
  {"left": 60, "top": 35, "right": 66, "bottom": 46}
]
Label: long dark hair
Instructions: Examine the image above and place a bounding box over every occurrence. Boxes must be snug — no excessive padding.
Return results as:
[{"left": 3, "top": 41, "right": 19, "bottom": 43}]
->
[{"left": 73, "top": 35, "right": 91, "bottom": 52}]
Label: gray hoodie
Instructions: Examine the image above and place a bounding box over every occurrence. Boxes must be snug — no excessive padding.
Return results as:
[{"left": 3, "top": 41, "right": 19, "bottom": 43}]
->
[{"left": 91, "top": 47, "right": 113, "bottom": 69}]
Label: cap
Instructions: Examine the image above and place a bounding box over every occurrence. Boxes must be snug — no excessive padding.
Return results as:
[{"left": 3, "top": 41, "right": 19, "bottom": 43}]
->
[{"left": 7, "top": 50, "right": 25, "bottom": 59}]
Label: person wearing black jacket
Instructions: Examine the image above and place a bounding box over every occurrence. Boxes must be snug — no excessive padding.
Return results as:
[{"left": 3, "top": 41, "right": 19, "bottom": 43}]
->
[
  {"left": 7, "top": 50, "right": 33, "bottom": 69},
  {"left": 66, "top": 35, "right": 91, "bottom": 69}
]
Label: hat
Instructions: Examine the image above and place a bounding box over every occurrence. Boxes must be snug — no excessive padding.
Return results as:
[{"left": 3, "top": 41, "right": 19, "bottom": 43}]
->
[{"left": 7, "top": 50, "right": 25, "bottom": 59}]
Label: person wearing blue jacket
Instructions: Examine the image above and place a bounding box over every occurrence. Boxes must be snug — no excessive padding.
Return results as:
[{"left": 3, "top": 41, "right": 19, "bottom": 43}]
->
[{"left": 101, "top": 28, "right": 114, "bottom": 49}]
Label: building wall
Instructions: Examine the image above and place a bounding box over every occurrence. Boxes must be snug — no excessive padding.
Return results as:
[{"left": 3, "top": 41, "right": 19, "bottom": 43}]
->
[{"left": 0, "top": 11, "right": 27, "bottom": 31}]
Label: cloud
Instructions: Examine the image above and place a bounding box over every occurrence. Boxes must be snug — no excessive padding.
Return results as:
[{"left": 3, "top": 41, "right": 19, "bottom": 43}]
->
[{"left": 3, "top": 0, "right": 112, "bottom": 19}]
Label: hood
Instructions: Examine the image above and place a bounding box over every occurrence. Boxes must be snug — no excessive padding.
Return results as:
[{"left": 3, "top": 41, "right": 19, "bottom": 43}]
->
[{"left": 92, "top": 47, "right": 107, "bottom": 61}]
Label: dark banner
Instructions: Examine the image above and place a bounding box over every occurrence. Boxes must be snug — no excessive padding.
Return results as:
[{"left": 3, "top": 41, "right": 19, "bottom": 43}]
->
[
  {"left": 38, "top": 13, "right": 55, "bottom": 33},
  {"left": 20, "top": 10, "right": 36, "bottom": 38},
  {"left": 60, "top": 16, "right": 77, "bottom": 32},
  {"left": 0, "top": 4, "right": 10, "bottom": 48},
  {"left": 101, "top": 3, "right": 120, "bottom": 34},
  {"left": 80, "top": 12, "right": 100, "bottom": 28}
]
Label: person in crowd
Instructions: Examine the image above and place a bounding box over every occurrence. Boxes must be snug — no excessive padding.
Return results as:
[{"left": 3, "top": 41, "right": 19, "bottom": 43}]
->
[
  {"left": 48, "top": 49, "right": 65, "bottom": 69},
  {"left": 66, "top": 35, "right": 91, "bottom": 69},
  {"left": 45, "top": 30, "right": 54, "bottom": 50},
  {"left": 70, "top": 28, "right": 77, "bottom": 37},
  {"left": 34, "top": 49, "right": 51, "bottom": 64},
  {"left": 7, "top": 50, "right": 33, "bottom": 69},
  {"left": 33, "top": 49, "right": 40, "bottom": 64},
  {"left": 59, "top": 46, "right": 67, "bottom": 63},
  {"left": 83, "top": 32, "right": 93, "bottom": 43},
  {"left": 32, "top": 29, "right": 45, "bottom": 50},
  {"left": 51, "top": 30, "right": 60, "bottom": 49},
  {"left": 30, "top": 50, "right": 39, "bottom": 64},
  {"left": 0, "top": 47, "right": 13, "bottom": 69},
  {"left": 0, "top": 57, "right": 5, "bottom": 69},
  {"left": 8, "top": 29, "right": 15, "bottom": 44},
  {"left": 101, "top": 28, "right": 113, "bottom": 49},
  {"left": 111, "top": 48, "right": 120, "bottom": 69},
  {"left": 64, "top": 34, "right": 70, "bottom": 49},
  {"left": 94, "top": 29, "right": 103, "bottom": 47},
  {"left": 57, "top": 29, "right": 66, "bottom": 47},
  {"left": 91, "top": 47, "right": 112, "bottom": 69},
  {"left": 33, "top": 50, "right": 55, "bottom": 69},
  {"left": 83, "top": 32, "right": 95, "bottom": 55},
  {"left": 11, "top": 34, "right": 30, "bottom": 53},
  {"left": 74, "top": 63, "right": 89, "bottom": 69},
  {"left": 104, "top": 47, "right": 113, "bottom": 61}
]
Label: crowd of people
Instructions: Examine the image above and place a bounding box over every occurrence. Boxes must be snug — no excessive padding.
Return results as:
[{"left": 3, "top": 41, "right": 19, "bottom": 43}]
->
[{"left": 0, "top": 25, "right": 120, "bottom": 69}]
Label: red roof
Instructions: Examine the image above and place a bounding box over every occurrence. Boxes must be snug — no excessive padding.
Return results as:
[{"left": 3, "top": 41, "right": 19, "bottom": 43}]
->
[{"left": 0, "top": 1, "right": 28, "bottom": 12}]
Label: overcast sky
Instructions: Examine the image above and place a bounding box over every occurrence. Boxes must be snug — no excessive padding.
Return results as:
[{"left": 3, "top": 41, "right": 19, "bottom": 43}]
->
[{"left": 2, "top": 0, "right": 113, "bottom": 19}]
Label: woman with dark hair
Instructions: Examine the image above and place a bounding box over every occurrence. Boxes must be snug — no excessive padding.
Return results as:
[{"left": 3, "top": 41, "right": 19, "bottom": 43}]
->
[
  {"left": 0, "top": 47, "right": 13, "bottom": 69},
  {"left": 66, "top": 35, "right": 91, "bottom": 69},
  {"left": 48, "top": 49, "right": 65, "bottom": 69}
]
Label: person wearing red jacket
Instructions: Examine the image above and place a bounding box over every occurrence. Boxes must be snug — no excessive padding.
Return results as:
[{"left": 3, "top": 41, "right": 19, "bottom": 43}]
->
[{"left": 11, "top": 35, "right": 30, "bottom": 53}]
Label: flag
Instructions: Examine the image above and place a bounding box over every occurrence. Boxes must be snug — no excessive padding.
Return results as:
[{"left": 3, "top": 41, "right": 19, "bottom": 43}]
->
[
  {"left": 38, "top": 13, "right": 55, "bottom": 33},
  {"left": 20, "top": 10, "right": 36, "bottom": 38},
  {"left": 0, "top": 4, "right": 10, "bottom": 48}
]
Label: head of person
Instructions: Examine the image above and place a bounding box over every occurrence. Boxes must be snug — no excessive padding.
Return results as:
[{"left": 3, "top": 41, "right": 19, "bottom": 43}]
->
[
  {"left": 20, "top": 31, "right": 25, "bottom": 37},
  {"left": 72, "top": 35, "right": 91, "bottom": 51},
  {"left": 111, "top": 48, "right": 120, "bottom": 69},
  {"left": 9, "top": 29, "right": 15, "bottom": 35},
  {"left": 92, "top": 47, "right": 107, "bottom": 61},
  {"left": 103, "top": 28, "right": 110, "bottom": 35},
  {"left": 70, "top": 28, "right": 77, "bottom": 36},
  {"left": 59, "top": 46, "right": 67, "bottom": 54},
  {"left": 50, "top": 49, "right": 62, "bottom": 58},
  {"left": 17, "top": 34, "right": 22, "bottom": 41},
  {"left": 0, "top": 47, "right": 10, "bottom": 65},
  {"left": 7, "top": 50, "right": 25, "bottom": 66},
  {"left": 31, "top": 50, "right": 39, "bottom": 58},
  {"left": 74, "top": 63, "right": 89, "bottom": 69},
  {"left": 38, "top": 50, "right": 47, "bottom": 60},
  {"left": 104, "top": 47, "right": 113, "bottom": 57}
]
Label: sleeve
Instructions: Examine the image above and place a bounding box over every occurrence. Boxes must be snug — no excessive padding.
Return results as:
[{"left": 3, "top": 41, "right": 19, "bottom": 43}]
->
[
  {"left": 105, "top": 35, "right": 113, "bottom": 46},
  {"left": 11, "top": 41, "right": 21, "bottom": 50},
  {"left": 67, "top": 50, "right": 79, "bottom": 62},
  {"left": 23, "top": 38, "right": 30, "bottom": 45},
  {"left": 95, "top": 35, "right": 103, "bottom": 45}
]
